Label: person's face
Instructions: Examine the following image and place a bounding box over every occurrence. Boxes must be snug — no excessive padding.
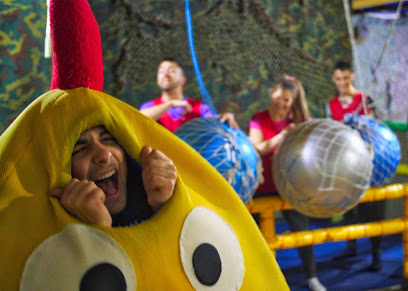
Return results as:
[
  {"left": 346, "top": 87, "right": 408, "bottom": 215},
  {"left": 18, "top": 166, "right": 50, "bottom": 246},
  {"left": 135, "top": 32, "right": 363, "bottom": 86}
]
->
[
  {"left": 157, "top": 60, "right": 186, "bottom": 91},
  {"left": 270, "top": 87, "right": 294, "bottom": 114},
  {"left": 71, "top": 126, "right": 127, "bottom": 215},
  {"left": 332, "top": 69, "right": 354, "bottom": 95}
]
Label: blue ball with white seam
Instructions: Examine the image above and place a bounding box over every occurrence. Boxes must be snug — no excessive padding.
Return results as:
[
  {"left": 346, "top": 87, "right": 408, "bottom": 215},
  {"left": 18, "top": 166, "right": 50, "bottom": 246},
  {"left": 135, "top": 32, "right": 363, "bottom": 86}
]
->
[
  {"left": 175, "top": 117, "right": 261, "bottom": 203},
  {"left": 344, "top": 114, "right": 401, "bottom": 186}
]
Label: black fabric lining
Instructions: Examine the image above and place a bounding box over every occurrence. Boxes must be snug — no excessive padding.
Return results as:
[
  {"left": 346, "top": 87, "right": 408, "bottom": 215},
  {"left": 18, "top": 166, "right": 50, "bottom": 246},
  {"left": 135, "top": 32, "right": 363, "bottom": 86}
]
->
[{"left": 111, "top": 152, "right": 153, "bottom": 227}]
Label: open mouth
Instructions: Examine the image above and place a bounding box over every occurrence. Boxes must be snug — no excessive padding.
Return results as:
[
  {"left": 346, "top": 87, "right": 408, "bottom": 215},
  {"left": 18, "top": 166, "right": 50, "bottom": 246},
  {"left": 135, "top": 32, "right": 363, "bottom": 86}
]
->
[
  {"left": 94, "top": 170, "right": 119, "bottom": 197},
  {"left": 162, "top": 78, "right": 171, "bottom": 86}
]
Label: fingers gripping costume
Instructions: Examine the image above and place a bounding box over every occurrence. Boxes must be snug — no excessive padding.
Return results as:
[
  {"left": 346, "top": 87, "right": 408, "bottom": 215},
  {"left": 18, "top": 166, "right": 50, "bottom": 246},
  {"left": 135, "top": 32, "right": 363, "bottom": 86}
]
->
[{"left": 0, "top": 0, "right": 289, "bottom": 290}]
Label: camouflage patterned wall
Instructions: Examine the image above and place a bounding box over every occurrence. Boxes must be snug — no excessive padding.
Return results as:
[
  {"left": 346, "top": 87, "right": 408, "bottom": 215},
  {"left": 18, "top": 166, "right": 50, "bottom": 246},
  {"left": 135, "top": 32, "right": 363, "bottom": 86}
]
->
[
  {"left": 0, "top": 1, "right": 51, "bottom": 133},
  {"left": 0, "top": 0, "right": 351, "bottom": 134},
  {"left": 260, "top": 0, "right": 351, "bottom": 63}
]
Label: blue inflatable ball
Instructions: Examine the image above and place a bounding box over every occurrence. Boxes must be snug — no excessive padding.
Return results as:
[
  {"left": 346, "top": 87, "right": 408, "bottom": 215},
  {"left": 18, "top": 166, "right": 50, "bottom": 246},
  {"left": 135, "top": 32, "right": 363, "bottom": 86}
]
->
[
  {"left": 174, "top": 117, "right": 262, "bottom": 203},
  {"left": 344, "top": 114, "right": 401, "bottom": 186}
]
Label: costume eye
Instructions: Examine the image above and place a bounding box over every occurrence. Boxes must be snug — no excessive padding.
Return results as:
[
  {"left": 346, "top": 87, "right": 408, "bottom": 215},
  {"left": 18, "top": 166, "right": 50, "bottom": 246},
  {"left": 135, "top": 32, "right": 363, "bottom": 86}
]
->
[
  {"left": 180, "top": 206, "right": 244, "bottom": 290},
  {"left": 20, "top": 224, "right": 136, "bottom": 291}
]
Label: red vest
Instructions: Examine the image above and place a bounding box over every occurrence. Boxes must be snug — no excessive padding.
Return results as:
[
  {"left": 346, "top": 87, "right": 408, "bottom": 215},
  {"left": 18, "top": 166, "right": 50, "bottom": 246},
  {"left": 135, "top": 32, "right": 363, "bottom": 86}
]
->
[
  {"left": 253, "top": 111, "right": 292, "bottom": 193},
  {"left": 329, "top": 93, "right": 371, "bottom": 121},
  {"left": 152, "top": 97, "right": 203, "bottom": 132}
]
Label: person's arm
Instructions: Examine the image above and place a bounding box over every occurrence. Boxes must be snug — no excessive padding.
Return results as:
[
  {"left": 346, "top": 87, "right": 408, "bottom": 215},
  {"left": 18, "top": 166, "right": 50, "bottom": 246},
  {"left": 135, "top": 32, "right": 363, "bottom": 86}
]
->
[
  {"left": 366, "top": 95, "right": 377, "bottom": 118},
  {"left": 200, "top": 104, "right": 239, "bottom": 129},
  {"left": 249, "top": 126, "right": 293, "bottom": 156},
  {"left": 140, "top": 100, "right": 192, "bottom": 121},
  {"left": 49, "top": 178, "right": 112, "bottom": 227},
  {"left": 140, "top": 146, "right": 177, "bottom": 213},
  {"left": 325, "top": 102, "right": 333, "bottom": 119}
]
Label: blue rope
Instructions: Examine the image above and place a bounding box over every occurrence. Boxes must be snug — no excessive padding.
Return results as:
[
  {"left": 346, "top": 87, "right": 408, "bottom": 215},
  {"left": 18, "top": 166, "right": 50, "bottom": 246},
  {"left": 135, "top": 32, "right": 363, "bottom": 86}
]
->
[{"left": 185, "top": 0, "right": 219, "bottom": 116}]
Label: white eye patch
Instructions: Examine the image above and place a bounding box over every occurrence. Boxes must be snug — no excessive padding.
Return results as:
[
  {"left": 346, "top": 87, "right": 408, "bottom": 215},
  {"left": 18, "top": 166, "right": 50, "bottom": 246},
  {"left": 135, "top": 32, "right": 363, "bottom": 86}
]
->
[
  {"left": 20, "top": 224, "right": 136, "bottom": 291},
  {"left": 180, "top": 206, "right": 244, "bottom": 291}
]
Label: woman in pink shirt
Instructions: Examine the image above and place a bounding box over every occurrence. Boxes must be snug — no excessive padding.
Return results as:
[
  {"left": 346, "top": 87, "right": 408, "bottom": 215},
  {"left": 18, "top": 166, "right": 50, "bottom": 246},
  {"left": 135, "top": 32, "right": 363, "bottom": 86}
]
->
[{"left": 249, "top": 76, "right": 326, "bottom": 291}]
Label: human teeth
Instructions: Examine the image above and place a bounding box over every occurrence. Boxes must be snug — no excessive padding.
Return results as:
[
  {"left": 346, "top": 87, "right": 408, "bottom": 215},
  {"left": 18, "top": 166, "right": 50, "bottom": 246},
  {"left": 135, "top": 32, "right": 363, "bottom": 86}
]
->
[{"left": 95, "top": 170, "right": 116, "bottom": 181}]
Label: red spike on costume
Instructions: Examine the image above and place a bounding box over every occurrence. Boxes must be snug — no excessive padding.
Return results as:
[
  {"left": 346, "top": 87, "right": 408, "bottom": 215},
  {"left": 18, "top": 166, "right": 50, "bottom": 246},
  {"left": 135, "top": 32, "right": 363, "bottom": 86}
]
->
[{"left": 50, "top": 0, "right": 103, "bottom": 91}]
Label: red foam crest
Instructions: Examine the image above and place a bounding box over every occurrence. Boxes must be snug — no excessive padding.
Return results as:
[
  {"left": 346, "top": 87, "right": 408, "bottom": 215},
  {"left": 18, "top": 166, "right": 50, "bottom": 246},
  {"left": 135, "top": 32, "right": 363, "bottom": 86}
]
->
[{"left": 50, "top": 0, "right": 103, "bottom": 91}]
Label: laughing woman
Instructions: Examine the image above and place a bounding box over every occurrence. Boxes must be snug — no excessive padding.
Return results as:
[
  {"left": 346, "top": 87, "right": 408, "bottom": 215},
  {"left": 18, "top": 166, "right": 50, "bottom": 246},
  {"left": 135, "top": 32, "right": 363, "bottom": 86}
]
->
[{"left": 249, "top": 76, "right": 326, "bottom": 291}]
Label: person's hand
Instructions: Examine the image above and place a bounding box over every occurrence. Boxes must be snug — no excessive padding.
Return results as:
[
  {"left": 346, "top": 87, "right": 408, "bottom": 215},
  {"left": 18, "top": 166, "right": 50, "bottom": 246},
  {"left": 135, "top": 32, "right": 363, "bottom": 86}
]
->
[
  {"left": 49, "top": 179, "right": 112, "bottom": 227},
  {"left": 283, "top": 123, "right": 296, "bottom": 134},
  {"left": 276, "top": 123, "right": 296, "bottom": 145},
  {"left": 169, "top": 100, "right": 192, "bottom": 114},
  {"left": 141, "top": 146, "right": 177, "bottom": 213},
  {"left": 220, "top": 112, "right": 239, "bottom": 129}
]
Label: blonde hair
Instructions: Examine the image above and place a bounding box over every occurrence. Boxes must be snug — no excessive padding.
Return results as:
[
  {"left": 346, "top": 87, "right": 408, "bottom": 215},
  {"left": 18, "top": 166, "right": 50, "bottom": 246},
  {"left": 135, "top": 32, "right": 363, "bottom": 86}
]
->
[{"left": 268, "top": 75, "right": 310, "bottom": 124}]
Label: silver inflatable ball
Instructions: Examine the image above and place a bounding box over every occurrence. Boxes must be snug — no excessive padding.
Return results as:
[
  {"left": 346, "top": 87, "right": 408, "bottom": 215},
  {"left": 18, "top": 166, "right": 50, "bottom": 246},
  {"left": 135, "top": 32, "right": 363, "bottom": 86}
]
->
[{"left": 272, "top": 119, "right": 373, "bottom": 218}]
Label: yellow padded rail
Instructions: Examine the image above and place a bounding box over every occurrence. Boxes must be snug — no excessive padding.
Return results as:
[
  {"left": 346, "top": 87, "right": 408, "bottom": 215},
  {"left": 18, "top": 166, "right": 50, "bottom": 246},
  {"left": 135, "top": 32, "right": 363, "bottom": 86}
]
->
[{"left": 247, "top": 182, "right": 408, "bottom": 279}]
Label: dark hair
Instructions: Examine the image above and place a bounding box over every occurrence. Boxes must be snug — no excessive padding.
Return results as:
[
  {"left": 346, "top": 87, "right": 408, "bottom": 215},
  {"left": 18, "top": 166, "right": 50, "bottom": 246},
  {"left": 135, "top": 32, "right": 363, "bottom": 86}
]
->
[
  {"left": 161, "top": 57, "right": 181, "bottom": 67},
  {"left": 159, "top": 57, "right": 184, "bottom": 75},
  {"left": 334, "top": 61, "right": 353, "bottom": 72},
  {"left": 268, "top": 75, "right": 310, "bottom": 124}
]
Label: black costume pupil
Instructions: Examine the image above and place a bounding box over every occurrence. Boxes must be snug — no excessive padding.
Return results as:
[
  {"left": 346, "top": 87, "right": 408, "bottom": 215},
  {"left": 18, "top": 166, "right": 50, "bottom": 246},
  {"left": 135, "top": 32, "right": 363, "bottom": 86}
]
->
[
  {"left": 192, "top": 243, "right": 222, "bottom": 286},
  {"left": 80, "top": 263, "right": 126, "bottom": 291}
]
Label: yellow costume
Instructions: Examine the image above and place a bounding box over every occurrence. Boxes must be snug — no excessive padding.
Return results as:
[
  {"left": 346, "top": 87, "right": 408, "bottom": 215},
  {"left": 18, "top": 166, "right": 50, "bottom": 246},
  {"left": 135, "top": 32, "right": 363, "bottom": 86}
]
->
[
  {"left": 0, "top": 0, "right": 288, "bottom": 289},
  {"left": 0, "top": 88, "right": 288, "bottom": 290}
]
